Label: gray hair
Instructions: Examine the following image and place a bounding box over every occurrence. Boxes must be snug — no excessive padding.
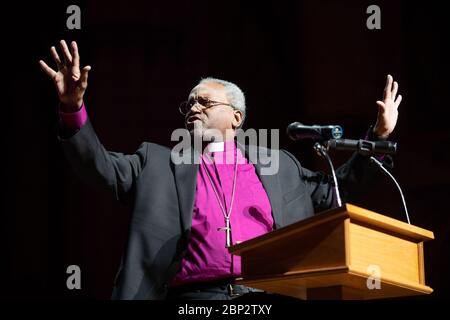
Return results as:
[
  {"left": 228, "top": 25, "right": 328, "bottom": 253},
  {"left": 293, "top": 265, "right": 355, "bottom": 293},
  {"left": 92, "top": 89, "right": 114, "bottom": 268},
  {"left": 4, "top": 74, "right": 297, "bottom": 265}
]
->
[{"left": 198, "top": 77, "right": 246, "bottom": 128}]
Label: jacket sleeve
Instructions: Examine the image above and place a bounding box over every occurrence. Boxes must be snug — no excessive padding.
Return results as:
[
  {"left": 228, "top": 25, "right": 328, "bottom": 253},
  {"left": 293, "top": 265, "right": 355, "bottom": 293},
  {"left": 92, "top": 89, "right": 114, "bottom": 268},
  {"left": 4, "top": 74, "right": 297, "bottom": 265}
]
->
[
  {"left": 58, "top": 118, "right": 148, "bottom": 201},
  {"left": 282, "top": 149, "right": 392, "bottom": 213}
]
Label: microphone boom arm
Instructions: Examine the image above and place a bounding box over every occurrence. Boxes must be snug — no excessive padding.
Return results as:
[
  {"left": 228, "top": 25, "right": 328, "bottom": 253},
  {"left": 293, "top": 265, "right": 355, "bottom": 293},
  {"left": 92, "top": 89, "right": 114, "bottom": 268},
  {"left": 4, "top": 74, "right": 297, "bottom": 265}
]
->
[
  {"left": 369, "top": 156, "right": 411, "bottom": 224},
  {"left": 313, "top": 142, "right": 343, "bottom": 207}
]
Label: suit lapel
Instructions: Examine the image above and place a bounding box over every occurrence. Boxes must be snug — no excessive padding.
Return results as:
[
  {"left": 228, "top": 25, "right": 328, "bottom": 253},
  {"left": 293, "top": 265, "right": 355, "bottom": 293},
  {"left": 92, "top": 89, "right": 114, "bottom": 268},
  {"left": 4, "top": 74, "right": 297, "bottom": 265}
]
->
[
  {"left": 173, "top": 148, "right": 199, "bottom": 233},
  {"left": 238, "top": 143, "right": 284, "bottom": 228},
  {"left": 174, "top": 143, "right": 284, "bottom": 233}
]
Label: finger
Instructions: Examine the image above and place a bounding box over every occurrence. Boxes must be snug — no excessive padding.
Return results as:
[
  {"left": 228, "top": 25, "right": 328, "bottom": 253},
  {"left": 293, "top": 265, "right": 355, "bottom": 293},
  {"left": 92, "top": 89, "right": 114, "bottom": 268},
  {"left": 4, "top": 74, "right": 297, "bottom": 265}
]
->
[
  {"left": 376, "top": 101, "right": 386, "bottom": 116},
  {"left": 71, "top": 41, "right": 80, "bottom": 69},
  {"left": 384, "top": 74, "right": 393, "bottom": 100},
  {"left": 60, "top": 40, "right": 73, "bottom": 65},
  {"left": 80, "top": 66, "right": 91, "bottom": 88},
  {"left": 391, "top": 81, "right": 398, "bottom": 99},
  {"left": 395, "top": 94, "right": 402, "bottom": 107},
  {"left": 50, "top": 46, "right": 63, "bottom": 69},
  {"left": 39, "top": 60, "right": 57, "bottom": 78},
  {"left": 376, "top": 100, "right": 385, "bottom": 108}
]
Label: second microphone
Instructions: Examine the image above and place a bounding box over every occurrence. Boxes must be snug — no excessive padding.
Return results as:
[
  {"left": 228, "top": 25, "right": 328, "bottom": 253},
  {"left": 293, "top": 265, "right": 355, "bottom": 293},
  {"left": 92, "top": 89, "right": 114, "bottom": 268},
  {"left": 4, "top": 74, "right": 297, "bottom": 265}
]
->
[{"left": 287, "top": 122, "right": 344, "bottom": 141}]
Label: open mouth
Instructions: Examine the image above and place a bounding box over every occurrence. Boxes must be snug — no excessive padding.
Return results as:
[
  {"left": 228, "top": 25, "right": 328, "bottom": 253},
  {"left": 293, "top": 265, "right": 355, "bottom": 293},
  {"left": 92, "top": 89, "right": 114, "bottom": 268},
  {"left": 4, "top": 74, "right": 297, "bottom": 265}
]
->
[{"left": 186, "top": 115, "right": 201, "bottom": 123}]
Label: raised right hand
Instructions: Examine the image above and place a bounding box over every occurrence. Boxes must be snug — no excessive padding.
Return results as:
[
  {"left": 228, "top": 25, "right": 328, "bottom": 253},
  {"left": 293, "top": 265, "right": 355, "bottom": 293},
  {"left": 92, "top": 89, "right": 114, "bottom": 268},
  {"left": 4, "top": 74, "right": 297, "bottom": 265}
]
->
[{"left": 39, "top": 40, "right": 91, "bottom": 112}]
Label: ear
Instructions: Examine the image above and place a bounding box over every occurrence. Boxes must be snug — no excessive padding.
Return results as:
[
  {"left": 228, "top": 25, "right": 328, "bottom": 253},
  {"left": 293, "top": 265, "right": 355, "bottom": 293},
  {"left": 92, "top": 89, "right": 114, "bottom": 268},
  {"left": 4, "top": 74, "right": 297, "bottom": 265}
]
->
[{"left": 231, "top": 109, "right": 243, "bottom": 129}]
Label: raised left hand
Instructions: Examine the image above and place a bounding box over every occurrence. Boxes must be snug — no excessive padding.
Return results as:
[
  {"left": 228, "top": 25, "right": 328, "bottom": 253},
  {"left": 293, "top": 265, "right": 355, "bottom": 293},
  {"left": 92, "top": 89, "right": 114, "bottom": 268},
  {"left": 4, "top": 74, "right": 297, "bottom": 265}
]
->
[{"left": 373, "top": 74, "right": 402, "bottom": 139}]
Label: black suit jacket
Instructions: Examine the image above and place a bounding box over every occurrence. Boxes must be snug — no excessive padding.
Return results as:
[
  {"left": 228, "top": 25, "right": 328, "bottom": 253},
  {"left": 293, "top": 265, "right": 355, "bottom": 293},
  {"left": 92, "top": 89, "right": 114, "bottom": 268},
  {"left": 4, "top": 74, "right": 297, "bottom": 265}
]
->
[{"left": 60, "top": 119, "right": 382, "bottom": 299}]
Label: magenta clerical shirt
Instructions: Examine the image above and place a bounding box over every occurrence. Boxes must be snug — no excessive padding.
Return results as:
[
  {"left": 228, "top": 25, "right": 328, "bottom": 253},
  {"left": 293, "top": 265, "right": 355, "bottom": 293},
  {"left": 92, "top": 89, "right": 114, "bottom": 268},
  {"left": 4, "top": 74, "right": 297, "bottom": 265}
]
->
[
  {"left": 171, "top": 139, "right": 274, "bottom": 286},
  {"left": 60, "top": 103, "right": 275, "bottom": 287}
]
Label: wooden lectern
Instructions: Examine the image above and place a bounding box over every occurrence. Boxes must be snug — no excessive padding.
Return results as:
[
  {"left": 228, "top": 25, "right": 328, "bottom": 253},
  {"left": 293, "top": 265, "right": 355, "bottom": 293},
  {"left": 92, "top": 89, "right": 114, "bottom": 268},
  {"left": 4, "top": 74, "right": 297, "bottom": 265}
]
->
[{"left": 228, "top": 203, "right": 434, "bottom": 300}]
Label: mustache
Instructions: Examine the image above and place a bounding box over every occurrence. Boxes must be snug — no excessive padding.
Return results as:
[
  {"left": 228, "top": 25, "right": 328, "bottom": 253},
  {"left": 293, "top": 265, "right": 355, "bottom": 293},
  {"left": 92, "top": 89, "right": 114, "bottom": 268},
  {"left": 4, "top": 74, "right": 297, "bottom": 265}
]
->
[{"left": 185, "top": 112, "right": 202, "bottom": 122}]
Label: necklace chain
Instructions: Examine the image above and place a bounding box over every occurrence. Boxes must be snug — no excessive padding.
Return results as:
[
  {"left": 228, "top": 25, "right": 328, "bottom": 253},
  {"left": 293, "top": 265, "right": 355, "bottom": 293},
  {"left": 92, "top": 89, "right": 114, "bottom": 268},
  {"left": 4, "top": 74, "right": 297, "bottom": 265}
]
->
[{"left": 201, "top": 146, "right": 238, "bottom": 247}]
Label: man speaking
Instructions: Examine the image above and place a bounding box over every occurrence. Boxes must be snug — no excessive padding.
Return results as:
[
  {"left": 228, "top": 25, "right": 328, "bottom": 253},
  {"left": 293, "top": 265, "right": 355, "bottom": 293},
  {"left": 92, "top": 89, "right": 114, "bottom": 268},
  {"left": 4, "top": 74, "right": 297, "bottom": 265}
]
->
[{"left": 39, "top": 40, "right": 402, "bottom": 300}]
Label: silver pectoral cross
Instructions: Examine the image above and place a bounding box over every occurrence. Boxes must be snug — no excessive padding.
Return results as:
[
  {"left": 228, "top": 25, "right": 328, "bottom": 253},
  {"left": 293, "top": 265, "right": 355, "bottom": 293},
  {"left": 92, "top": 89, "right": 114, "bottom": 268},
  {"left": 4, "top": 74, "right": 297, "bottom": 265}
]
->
[{"left": 217, "top": 217, "right": 231, "bottom": 248}]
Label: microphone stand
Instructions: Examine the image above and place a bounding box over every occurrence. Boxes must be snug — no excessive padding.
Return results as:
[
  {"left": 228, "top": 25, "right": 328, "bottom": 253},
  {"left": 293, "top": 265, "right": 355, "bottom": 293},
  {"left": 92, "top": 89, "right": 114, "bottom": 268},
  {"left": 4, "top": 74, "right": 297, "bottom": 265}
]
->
[
  {"left": 321, "top": 140, "right": 411, "bottom": 225},
  {"left": 313, "top": 142, "right": 342, "bottom": 207},
  {"left": 369, "top": 156, "right": 411, "bottom": 224},
  {"left": 294, "top": 128, "right": 410, "bottom": 224}
]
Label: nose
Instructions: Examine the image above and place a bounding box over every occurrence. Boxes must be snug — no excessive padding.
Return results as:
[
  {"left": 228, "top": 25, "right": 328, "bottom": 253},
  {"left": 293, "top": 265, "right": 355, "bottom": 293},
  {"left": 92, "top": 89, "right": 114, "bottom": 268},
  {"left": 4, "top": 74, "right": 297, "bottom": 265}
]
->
[{"left": 189, "top": 101, "right": 203, "bottom": 114}]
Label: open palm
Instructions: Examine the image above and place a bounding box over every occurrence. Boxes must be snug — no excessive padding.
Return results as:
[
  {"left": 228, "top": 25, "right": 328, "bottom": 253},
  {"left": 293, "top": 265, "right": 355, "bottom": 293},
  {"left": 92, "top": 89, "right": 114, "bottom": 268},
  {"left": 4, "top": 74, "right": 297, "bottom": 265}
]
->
[
  {"left": 374, "top": 74, "right": 402, "bottom": 138},
  {"left": 39, "top": 40, "right": 91, "bottom": 112}
]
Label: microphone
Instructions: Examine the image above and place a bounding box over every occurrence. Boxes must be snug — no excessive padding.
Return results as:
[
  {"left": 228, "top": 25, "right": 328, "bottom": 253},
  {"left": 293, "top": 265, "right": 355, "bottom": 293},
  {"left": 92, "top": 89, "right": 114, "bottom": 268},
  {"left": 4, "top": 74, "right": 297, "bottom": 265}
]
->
[
  {"left": 287, "top": 122, "right": 343, "bottom": 141},
  {"left": 326, "top": 139, "right": 397, "bottom": 156}
]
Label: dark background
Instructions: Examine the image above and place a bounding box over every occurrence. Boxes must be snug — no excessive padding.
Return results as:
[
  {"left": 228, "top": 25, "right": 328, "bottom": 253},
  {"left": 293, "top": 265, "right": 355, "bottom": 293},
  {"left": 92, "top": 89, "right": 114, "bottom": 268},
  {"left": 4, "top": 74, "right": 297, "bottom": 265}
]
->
[{"left": 3, "top": 0, "right": 449, "bottom": 299}]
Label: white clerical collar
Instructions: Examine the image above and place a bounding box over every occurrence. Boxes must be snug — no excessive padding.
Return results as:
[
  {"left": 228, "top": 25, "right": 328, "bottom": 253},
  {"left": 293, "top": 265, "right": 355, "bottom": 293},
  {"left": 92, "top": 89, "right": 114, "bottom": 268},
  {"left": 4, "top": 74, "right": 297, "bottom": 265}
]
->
[{"left": 204, "top": 141, "right": 225, "bottom": 154}]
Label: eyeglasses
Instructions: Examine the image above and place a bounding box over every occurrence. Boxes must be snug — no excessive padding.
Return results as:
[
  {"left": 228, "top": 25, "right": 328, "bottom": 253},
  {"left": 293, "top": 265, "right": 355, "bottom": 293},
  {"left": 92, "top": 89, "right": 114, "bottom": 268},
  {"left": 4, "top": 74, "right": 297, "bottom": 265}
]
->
[{"left": 179, "top": 96, "right": 234, "bottom": 115}]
